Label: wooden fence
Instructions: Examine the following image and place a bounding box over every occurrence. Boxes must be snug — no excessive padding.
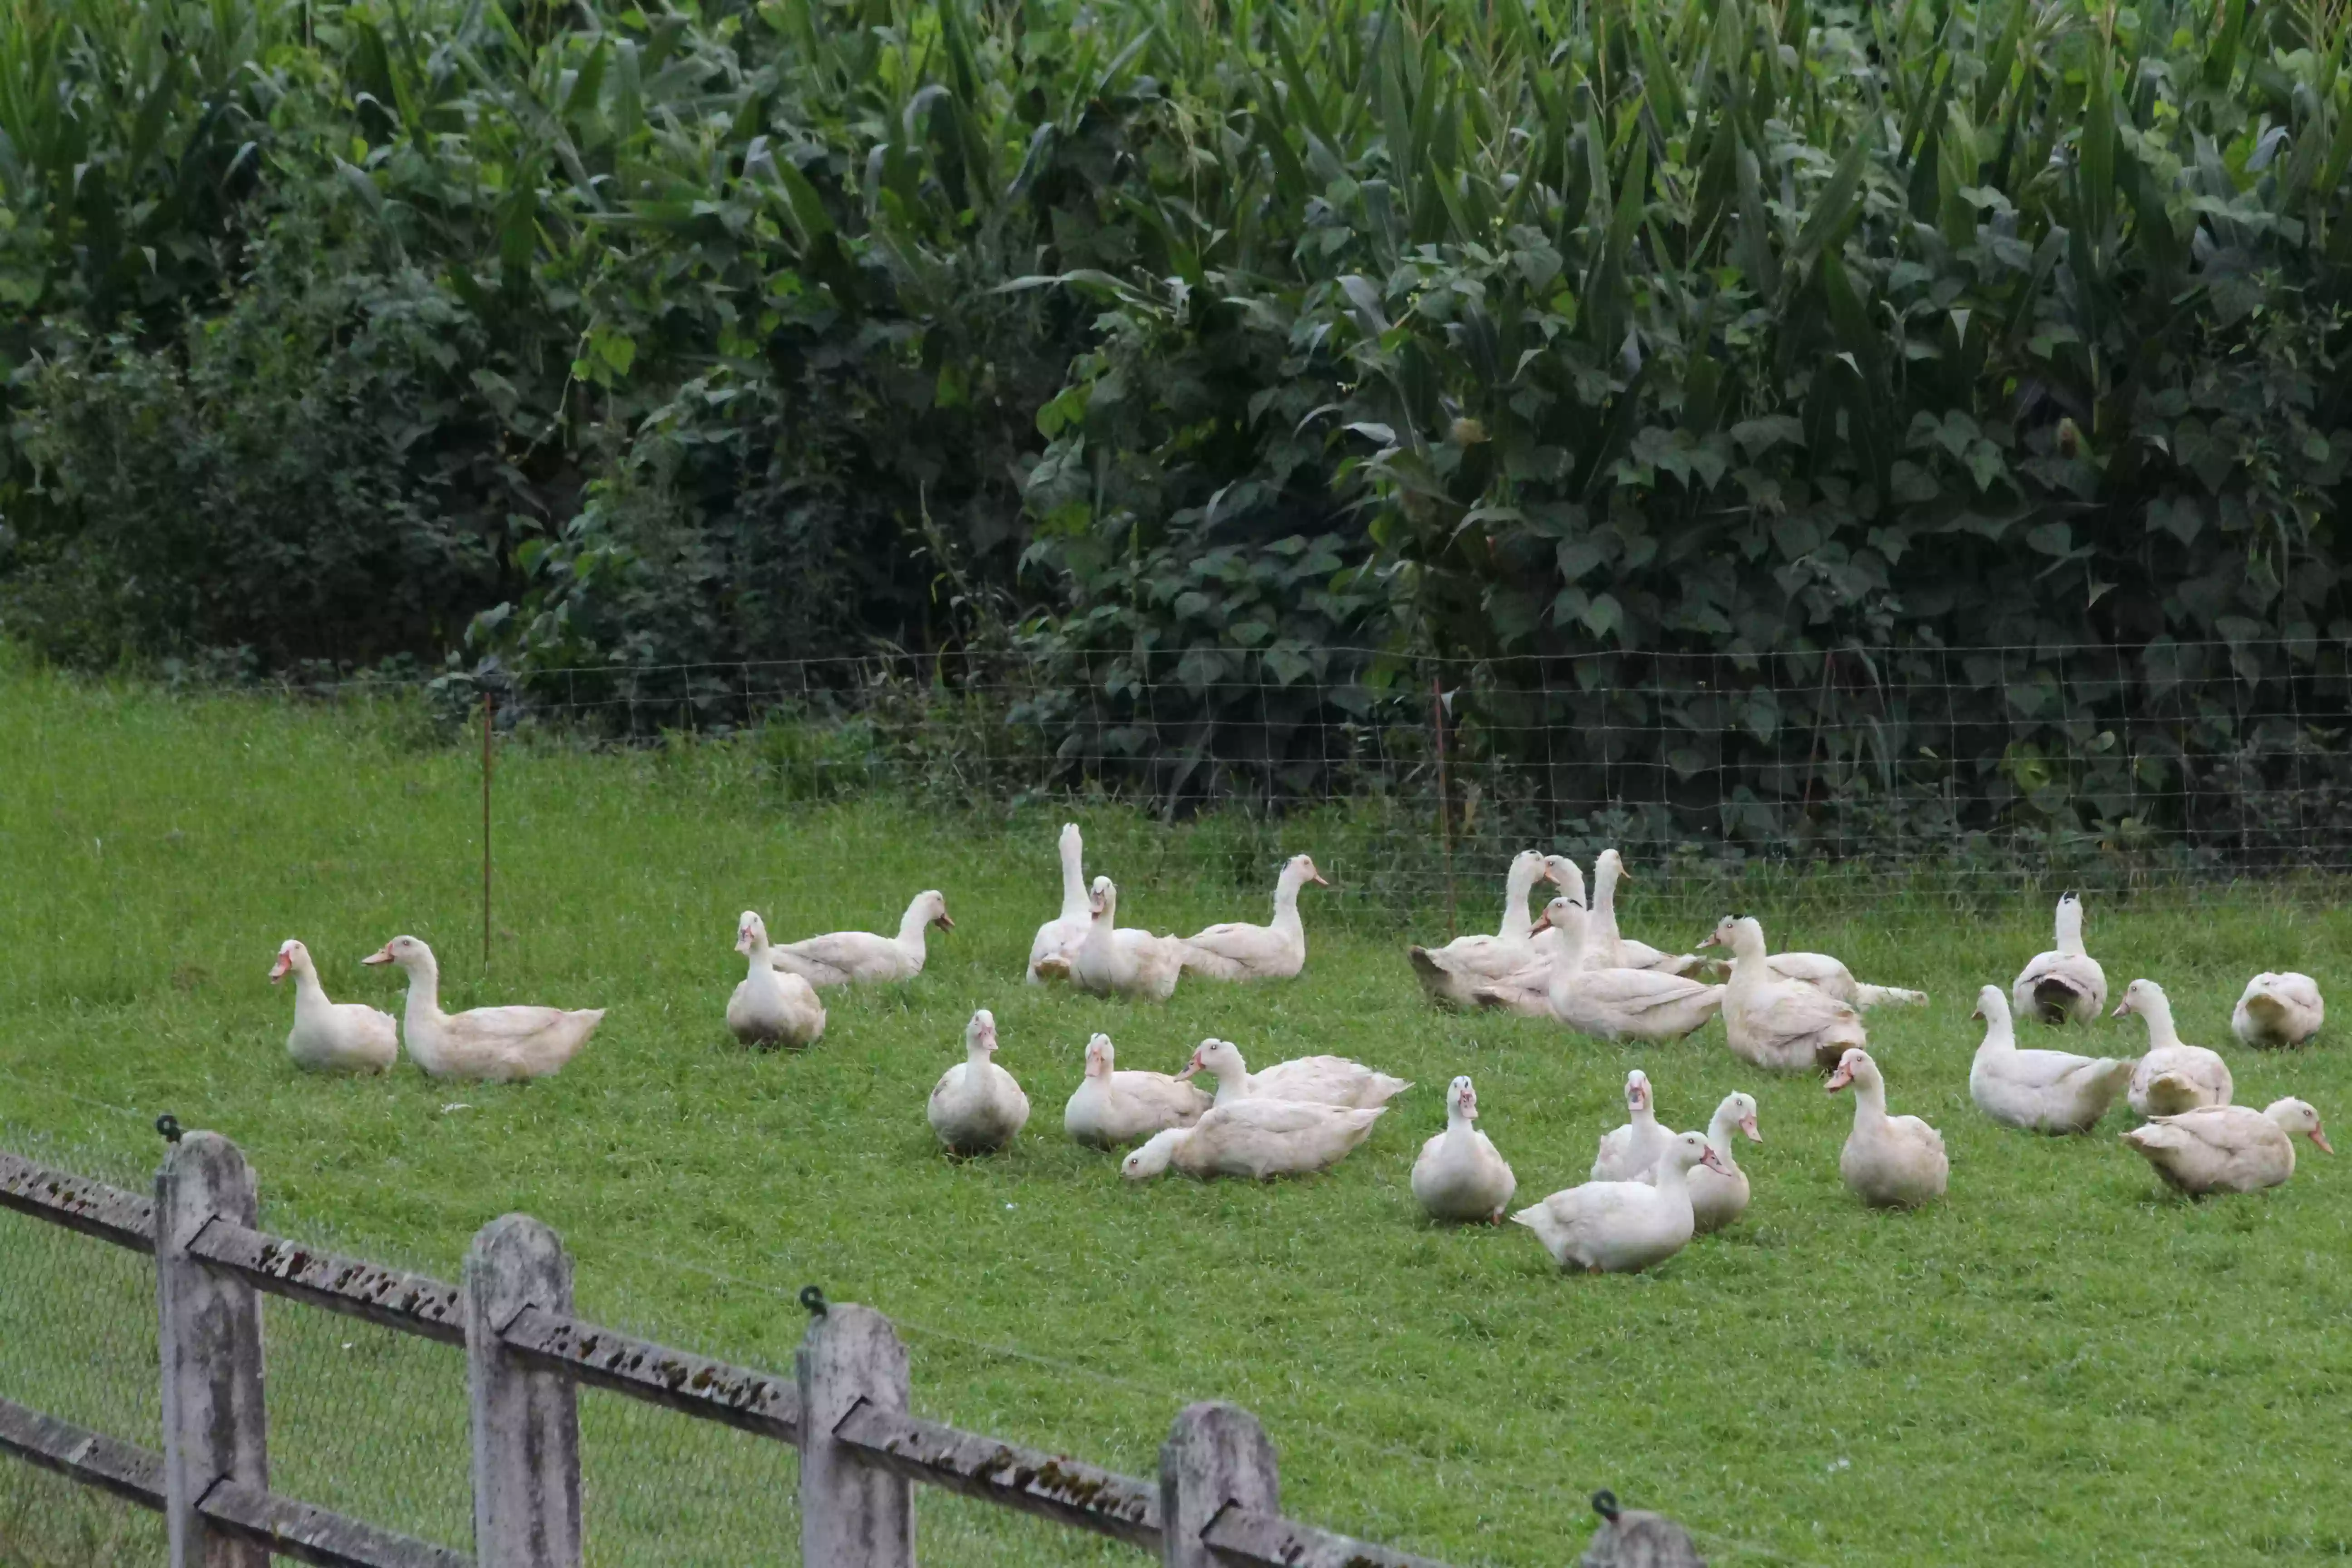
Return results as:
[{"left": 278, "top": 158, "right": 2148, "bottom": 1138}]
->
[{"left": 0, "top": 1127, "right": 1466, "bottom": 1568}]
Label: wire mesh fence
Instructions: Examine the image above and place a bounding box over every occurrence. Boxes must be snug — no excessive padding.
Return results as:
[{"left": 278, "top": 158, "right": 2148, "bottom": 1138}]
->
[{"left": 229, "top": 636, "right": 2352, "bottom": 917}]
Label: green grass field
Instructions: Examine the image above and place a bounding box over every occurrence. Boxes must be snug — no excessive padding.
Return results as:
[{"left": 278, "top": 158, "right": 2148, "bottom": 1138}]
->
[{"left": 2, "top": 663, "right": 2349, "bottom": 1567}]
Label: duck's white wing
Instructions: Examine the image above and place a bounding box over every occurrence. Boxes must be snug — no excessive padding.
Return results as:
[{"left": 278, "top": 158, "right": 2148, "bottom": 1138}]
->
[
  {"left": 1582, "top": 968, "right": 1721, "bottom": 1016},
  {"left": 777, "top": 930, "right": 894, "bottom": 971},
  {"left": 446, "top": 1004, "right": 582, "bottom": 1042}
]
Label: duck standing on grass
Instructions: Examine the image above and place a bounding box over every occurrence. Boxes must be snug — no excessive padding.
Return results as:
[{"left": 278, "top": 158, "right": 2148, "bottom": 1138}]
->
[
  {"left": 1026, "top": 823, "right": 1092, "bottom": 984},
  {"left": 1680, "top": 1092, "right": 1762, "bottom": 1233},
  {"left": 2113, "top": 979, "right": 2233, "bottom": 1116},
  {"left": 271, "top": 939, "right": 397, "bottom": 1073},
  {"left": 928, "top": 1009, "right": 1029, "bottom": 1155},
  {"left": 362, "top": 936, "right": 603, "bottom": 1081}
]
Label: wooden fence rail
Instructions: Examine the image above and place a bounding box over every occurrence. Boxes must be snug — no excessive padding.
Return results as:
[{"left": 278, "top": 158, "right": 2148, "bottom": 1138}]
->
[{"left": 0, "top": 1133, "right": 1507, "bottom": 1568}]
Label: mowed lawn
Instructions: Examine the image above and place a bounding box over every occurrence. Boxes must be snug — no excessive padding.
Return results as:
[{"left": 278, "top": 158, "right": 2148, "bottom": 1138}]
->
[{"left": 2, "top": 665, "right": 2350, "bottom": 1568}]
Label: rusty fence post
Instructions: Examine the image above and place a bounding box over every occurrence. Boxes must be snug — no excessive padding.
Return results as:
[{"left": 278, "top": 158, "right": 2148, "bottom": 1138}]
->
[
  {"left": 465, "top": 1215, "right": 583, "bottom": 1568},
  {"left": 155, "top": 1132, "right": 270, "bottom": 1568}
]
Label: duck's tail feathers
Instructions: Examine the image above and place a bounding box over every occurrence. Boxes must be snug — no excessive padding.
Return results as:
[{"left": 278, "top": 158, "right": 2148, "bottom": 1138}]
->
[{"left": 2032, "top": 976, "right": 2087, "bottom": 1021}]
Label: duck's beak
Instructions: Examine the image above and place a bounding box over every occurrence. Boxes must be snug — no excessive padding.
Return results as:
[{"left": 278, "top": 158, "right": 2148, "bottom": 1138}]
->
[
  {"left": 1824, "top": 1063, "right": 1855, "bottom": 1093},
  {"left": 1970, "top": 1004, "right": 1983, "bottom": 1020},
  {"left": 1176, "top": 1049, "right": 1203, "bottom": 1080},
  {"left": 361, "top": 946, "right": 394, "bottom": 966},
  {"left": 735, "top": 929, "right": 754, "bottom": 955},
  {"left": 1531, "top": 911, "right": 1553, "bottom": 933},
  {"left": 2313, "top": 1128, "right": 2335, "bottom": 1155},
  {"left": 1700, "top": 1146, "right": 1730, "bottom": 1175},
  {"left": 1740, "top": 1114, "right": 1762, "bottom": 1142},
  {"left": 935, "top": 912, "right": 956, "bottom": 930},
  {"left": 2109, "top": 1000, "right": 2129, "bottom": 1018},
  {"left": 1310, "top": 871, "right": 1330, "bottom": 887},
  {"left": 268, "top": 953, "right": 292, "bottom": 983}
]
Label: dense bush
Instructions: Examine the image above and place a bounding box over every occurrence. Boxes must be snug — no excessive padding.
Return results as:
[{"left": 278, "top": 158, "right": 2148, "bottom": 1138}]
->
[{"left": 2, "top": 0, "right": 2350, "bottom": 855}]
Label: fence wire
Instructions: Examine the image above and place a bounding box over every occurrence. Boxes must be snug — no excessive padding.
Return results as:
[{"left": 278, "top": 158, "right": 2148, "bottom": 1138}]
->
[{"left": 231, "top": 637, "right": 2352, "bottom": 915}]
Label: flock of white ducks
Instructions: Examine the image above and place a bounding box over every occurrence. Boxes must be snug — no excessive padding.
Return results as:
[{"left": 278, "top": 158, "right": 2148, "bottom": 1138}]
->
[{"left": 262, "top": 822, "right": 2332, "bottom": 1267}]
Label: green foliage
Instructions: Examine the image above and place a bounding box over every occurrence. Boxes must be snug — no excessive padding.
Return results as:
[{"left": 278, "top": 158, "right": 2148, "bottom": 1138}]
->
[{"left": 1, "top": 0, "right": 2349, "bottom": 853}]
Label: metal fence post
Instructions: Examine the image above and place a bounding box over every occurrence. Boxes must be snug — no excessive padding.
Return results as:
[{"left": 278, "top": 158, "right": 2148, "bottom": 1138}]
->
[
  {"left": 1159, "top": 1401, "right": 1279, "bottom": 1568},
  {"left": 155, "top": 1131, "right": 270, "bottom": 1568},
  {"left": 797, "top": 1301, "right": 914, "bottom": 1567},
  {"left": 464, "top": 1215, "right": 583, "bottom": 1568}
]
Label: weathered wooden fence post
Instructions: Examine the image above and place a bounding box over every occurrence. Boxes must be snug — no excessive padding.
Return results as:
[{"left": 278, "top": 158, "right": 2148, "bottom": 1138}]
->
[
  {"left": 155, "top": 1131, "right": 270, "bottom": 1568},
  {"left": 464, "top": 1215, "right": 583, "bottom": 1568},
  {"left": 797, "top": 1300, "right": 915, "bottom": 1567},
  {"left": 1159, "top": 1401, "right": 1280, "bottom": 1568}
]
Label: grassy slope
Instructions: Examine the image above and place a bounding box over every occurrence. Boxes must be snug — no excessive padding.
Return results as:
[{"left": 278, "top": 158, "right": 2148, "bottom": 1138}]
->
[{"left": 1, "top": 667, "right": 2348, "bottom": 1567}]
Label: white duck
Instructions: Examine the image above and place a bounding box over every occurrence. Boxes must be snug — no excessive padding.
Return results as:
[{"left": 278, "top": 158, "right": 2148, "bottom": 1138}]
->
[
  {"left": 1411, "top": 1076, "right": 1516, "bottom": 1223},
  {"left": 271, "top": 940, "right": 397, "bottom": 1073},
  {"left": 1825, "top": 1049, "right": 1947, "bottom": 1207},
  {"left": 726, "top": 912, "right": 826, "bottom": 1049},
  {"left": 2114, "top": 979, "right": 2234, "bottom": 1116},
  {"left": 1706, "top": 916, "right": 1866, "bottom": 1073},
  {"left": 769, "top": 890, "right": 952, "bottom": 986},
  {"left": 1681, "top": 1092, "right": 1763, "bottom": 1233},
  {"left": 1025, "top": 823, "right": 1092, "bottom": 984},
  {"left": 1179, "top": 854, "right": 1328, "bottom": 981},
  {"left": 2122, "top": 1098, "right": 2332, "bottom": 1195},
  {"left": 1479, "top": 901, "right": 1722, "bottom": 1039},
  {"left": 2012, "top": 892, "right": 2107, "bottom": 1024},
  {"left": 1121, "top": 1098, "right": 1384, "bottom": 1181},
  {"left": 1590, "top": 1069, "right": 1672, "bottom": 1181},
  {"left": 1584, "top": 851, "right": 1705, "bottom": 975},
  {"left": 927, "top": 1009, "right": 1029, "bottom": 1154},
  {"left": 1406, "top": 850, "right": 1558, "bottom": 1005},
  {"left": 1181, "top": 1038, "right": 1411, "bottom": 1110},
  {"left": 2232, "top": 972, "right": 2324, "bottom": 1050},
  {"left": 1751, "top": 950, "right": 1927, "bottom": 1009},
  {"left": 1521, "top": 854, "right": 1586, "bottom": 967},
  {"left": 1062, "top": 1034, "right": 1211, "bottom": 1149},
  {"left": 363, "top": 936, "right": 603, "bottom": 1082},
  {"left": 1511, "top": 1133, "right": 1728, "bottom": 1274},
  {"left": 1966, "top": 985, "right": 2132, "bottom": 1133},
  {"left": 1050, "top": 877, "right": 1189, "bottom": 1001}
]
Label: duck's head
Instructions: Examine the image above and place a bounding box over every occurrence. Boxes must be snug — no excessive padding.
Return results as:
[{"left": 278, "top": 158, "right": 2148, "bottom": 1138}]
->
[
  {"left": 1088, "top": 876, "right": 1117, "bottom": 921},
  {"left": 1122, "top": 1127, "right": 1181, "bottom": 1181},
  {"left": 1720, "top": 1090, "right": 1762, "bottom": 1143},
  {"left": 1180, "top": 1038, "right": 1242, "bottom": 1081},
  {"left": 1059, "top": 822, "right": 1082, "bottom": 853},
  {"left": 361, "top": 935, "right": 432, "bottom": 973},
  {"left": 1542, "top": 857, "right": 1586, "bottom": 905},
  {"left": 1530, "top": 896, "right": 1586, "bottom": 935},
  {"left": 1671, "top": 1130, "right": 1731, "bottom": 1177},
  {"left": 735, "top": 911, "right": 768, "bottom": 955},
  {"left": 1595, "top": 847, "right": 1626, "bottom": 882},
  {"left": 1699, "top": 914, "right": 1750, "bottom": 952},
  {"left": 919, "top": 890, "right": 954, "bottom": 931},
  {"left": 1286, "top": 853, "right": 1329, "bottom": 888},
  {"left": 1083, "top": 1033, "right": 1114, "bottom": 1078},
  {"left": 1622, "top": 1069, "right": 1652, "bottom": 1117},
  {"left": 1823, "top": 1048, "right": 1877, "bottom": 1094},
  {"left": 1448, "top": 1075, "right": 1478, "bottom": 1120},
  {"left": 1970, "top": 983, "right": 2007, "bottom": 1022},
  {"left": 965, "top": 1009, "right": 998, "bottom": 1057},
  {"left": 269, "top": 939, "right": 308, "bottom": 984},
  {"left": 2112, "top": 977, "right": 2162, "bottom": 1019},
  {"left": 2268, "top": 1098, "right": 2332, "bottom": 1154}
]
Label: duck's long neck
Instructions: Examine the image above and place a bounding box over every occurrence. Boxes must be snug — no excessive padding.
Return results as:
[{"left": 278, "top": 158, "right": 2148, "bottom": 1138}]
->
[
  {"left": 1849, "top": 1075, "right": 1890, "bottom": 1129},
  {"left": 896, "top": 900, "right": 932, "bottom": 957},
  {"left": 291, "top": 965, "right": 333, "bottom": 1019},
  {"left": 2136, "top": 994, "right": 2182, "bottom": 1049},
  {"left": 1544, "top": 915, "right": 1589, "bottom": 1003},
  {"left": 1705, "top": 1109, "right": 1744, "bottom": 1174},
  {"left": 1591, "top": 862, "right": 1622, "bottom": 944},
  {"left": 402, "top": 960, "right": 444, "bottom": 1031},
  {"left": 1652, "top": 1155, "right": 1694, "bottom": 1197},
  {"left": 1726, "top": 928, "right": 1768, "bottom": 988},
  {"left": 2054, "top": 902, "right": 2086, "bottom": 956},
  {"left": 1058, "top": 834, "right": 1088, "bottom": 921},
  {"left": 744, "top": 939, "right": 773, "bottom": 985},
  {"left": 1629, "top": 1098, "right": 1656, "bottom": 1137},
  {"left": 1498, "top": 859, "right": 1541, "bottom": 942},
  {"left": 1979, "top": 1008, "right": 2015, "bottom": 1054},
  {"left": 1269, "top": 870, "right": 1307, "bottom": 937},
  {"left": 1210, "top": 1061, "right": 1254, "bottom": 1106}
]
